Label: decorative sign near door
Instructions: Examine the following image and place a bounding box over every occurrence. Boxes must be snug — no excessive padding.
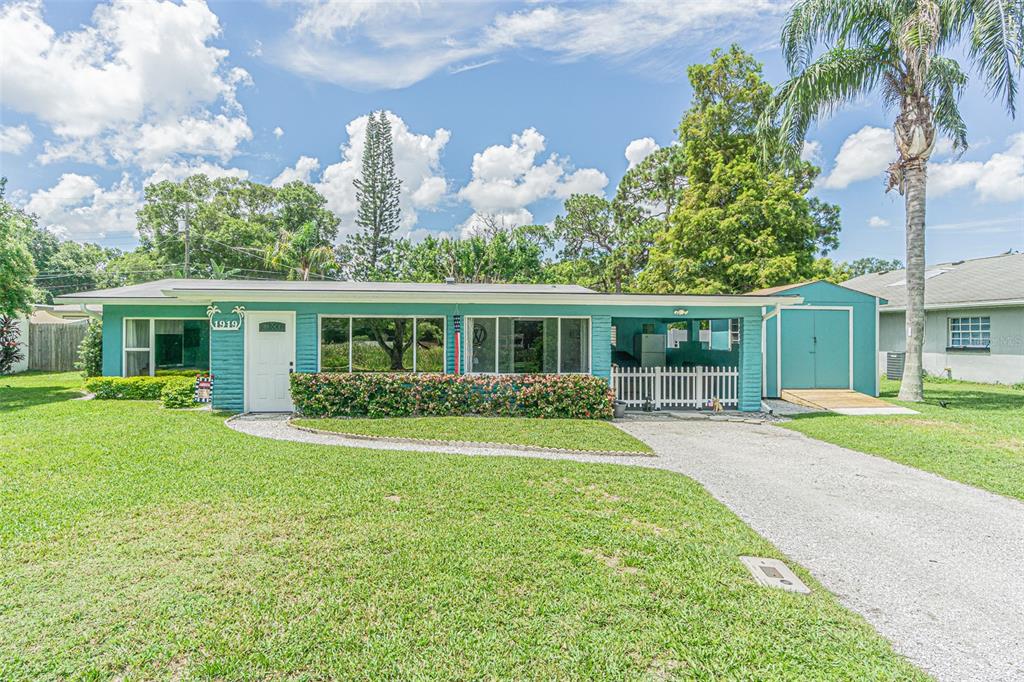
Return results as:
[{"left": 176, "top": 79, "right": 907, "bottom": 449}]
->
[
  {"left": 206, "top": 305, "right": 246, "bottom": 331},
  {"left": 194, "top": 374, "right": 213, "bottom": 403}
]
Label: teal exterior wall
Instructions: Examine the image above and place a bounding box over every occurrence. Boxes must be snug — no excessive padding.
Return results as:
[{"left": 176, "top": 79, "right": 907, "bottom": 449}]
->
[
  {"left": 763, "top": 281, "right": 879, "bottom": 397},
  {"left": 101, "top": 299, "right": 770, "bottom": 413},
  {"left": 591, "top": 315, "right": 612, "bottom": 380},
  {"left": 101, "top": 305, "right": 211, "bottom": 377},
  {"left": 739, "top": 314, "right": 763, "bottom": 411}
]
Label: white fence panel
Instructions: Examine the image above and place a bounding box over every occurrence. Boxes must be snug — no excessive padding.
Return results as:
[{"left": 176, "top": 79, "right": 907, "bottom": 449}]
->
[{"left": 612, "top": 365, "right": 738, "bottom": 409}]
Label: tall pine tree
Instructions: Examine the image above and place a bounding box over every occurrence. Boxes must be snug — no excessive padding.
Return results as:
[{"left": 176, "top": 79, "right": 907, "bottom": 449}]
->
[{"left": 346, "top": 111, "right": 402, "bottom": 280}]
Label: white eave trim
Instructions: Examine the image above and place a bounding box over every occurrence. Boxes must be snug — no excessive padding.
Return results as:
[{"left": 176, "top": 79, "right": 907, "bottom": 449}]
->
[
  {"left": 161, "top": 289, "right": 804, "bottom": 307},
  {"left": 879, "top": 299, "right": 1024, "bottom": 312},
  {"left": 57, "top": 289, "right": 803, "bottom": 308}
]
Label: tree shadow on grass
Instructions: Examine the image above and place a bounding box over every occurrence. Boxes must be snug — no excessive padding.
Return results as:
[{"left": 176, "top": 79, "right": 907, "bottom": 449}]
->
[
  {"left": 881, "top": 387, "right": 1024, "bottom": 413},
  {"left": 0, "top": 384, "right": 86, "bottom": 412}
]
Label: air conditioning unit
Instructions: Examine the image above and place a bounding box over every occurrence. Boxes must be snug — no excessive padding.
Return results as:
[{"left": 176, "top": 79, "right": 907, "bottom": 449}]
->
[{"left": 886, "top": 352, "right": 905, "bottom": 380}]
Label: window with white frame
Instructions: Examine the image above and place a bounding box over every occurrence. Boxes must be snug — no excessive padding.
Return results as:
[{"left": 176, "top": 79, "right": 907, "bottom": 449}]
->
[
  {"left": 466, "top": 316, "right": 590, "bottom": 374},
  {"left": 123, "top": 318, "right": 210, "bottom": 377},
  {"left": 318, "top": 316, "right": 445, "bottom": 373},
  {"left": 948, "top": 316, "right": 990, "bottom": 349},
  {"left": 124, "top": 319, "right": 152, "bottom": 377}
]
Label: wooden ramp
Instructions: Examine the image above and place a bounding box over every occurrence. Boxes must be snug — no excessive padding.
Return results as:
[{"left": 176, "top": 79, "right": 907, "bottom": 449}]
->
[{"left": 780, "top": 389, "right": 917, "bottom": 415}]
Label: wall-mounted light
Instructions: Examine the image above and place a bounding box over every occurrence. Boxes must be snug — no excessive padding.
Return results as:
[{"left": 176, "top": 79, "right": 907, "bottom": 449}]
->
[{"left": 673, "top": 309, "right": 688, "bottom": 316}]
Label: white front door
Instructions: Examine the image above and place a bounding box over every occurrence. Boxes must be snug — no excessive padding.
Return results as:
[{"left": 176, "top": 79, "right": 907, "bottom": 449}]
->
[{"left": 245, "top": 311, "right": 295, "bottom": 412}]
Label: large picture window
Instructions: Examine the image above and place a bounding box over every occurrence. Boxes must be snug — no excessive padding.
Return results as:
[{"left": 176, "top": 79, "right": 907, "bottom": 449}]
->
[
  {"left": 318, "top": 316, "right": 445, "bottom": 373},
  {"left": 123, "top": 318, "right": 209, "bottom": 377},
  {"left": 948, "top": 316, "right": 990, "bottom": 349},
  {"left": 466, "top": 316, "right": 590, "bottom": 374}
]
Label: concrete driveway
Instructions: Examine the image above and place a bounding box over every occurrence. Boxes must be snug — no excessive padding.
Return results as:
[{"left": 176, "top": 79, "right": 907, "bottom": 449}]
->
[
  {"left": 231, "top": 414, "right": 1024, "bottom": 680},
  {"left": 616, "top": 419, "right": 1024, "bottom": 682}
]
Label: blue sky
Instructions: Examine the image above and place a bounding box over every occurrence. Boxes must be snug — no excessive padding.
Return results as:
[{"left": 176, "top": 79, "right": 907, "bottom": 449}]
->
[{"left": 1, "top": 0, "right": 1021, "bottom": 266}]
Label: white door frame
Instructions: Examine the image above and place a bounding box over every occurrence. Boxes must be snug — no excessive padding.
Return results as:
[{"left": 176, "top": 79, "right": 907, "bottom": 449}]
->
[
  {"left": 244, "top": 310, "right": 296, "bottom": 412},
  {"left": 777, "top": 305, "right": 854, "bottom": 391}
]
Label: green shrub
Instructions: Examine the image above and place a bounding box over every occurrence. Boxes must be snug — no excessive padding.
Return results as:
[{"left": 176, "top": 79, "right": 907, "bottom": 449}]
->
[
  {"left": 85, "top": 375, "right": 176, "bottom": 400},
  {"left": 155, "top": 368, "right": 205, "bottom": 377},
  {"left": 75, "top": 320, "right": 102, "bottom": 377},
  {"left": 290, "top": 373, "right": 614, "bottom": 419},
  {"left": 160, "top": 376, "right": 198, "bottom": 408}
]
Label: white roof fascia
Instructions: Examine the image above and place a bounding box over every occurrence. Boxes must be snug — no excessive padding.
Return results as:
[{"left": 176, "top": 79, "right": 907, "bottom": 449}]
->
[
  {"left": 159, "top": 287, "right": 803, "bottom": 308},
  {"left": 880, "top": 299, "right": 1024, "bottom": 313}
]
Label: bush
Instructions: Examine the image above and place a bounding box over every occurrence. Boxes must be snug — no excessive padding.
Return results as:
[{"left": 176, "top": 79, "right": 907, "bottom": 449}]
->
[
  {"left": 0, "top": 315, "right": 25, "bottom": 375},
  {"left": 85, "top": 375, "right": 178, "bottom": 400},
  {"left": 76, "top": 320, "right": 102, "bottom": 377},
  {"left": 290, "top": 373, "right": 614, "bottom": 419},
  {"left": 155, "top": 368, "right": 205, "bottom": 377},
  {"left": 160, "top": 376, "right": 198, "bottom": 408}
]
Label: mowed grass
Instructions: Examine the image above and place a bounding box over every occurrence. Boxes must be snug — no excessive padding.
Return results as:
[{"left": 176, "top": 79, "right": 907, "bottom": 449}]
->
[
  {"left": 782, "top": 378, "right": 1024, "bottom": 501},
  {"left": 0, "top": 373, "right": 925, "bottom": 680},
  {"left": 293, "top": 416, "right": 652, "bottom": 453}
]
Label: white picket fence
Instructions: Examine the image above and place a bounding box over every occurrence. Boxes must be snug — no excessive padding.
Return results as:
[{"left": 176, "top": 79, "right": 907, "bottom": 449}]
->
[{"left": 612, "top": 365, "right": 739, "bottom": 409}]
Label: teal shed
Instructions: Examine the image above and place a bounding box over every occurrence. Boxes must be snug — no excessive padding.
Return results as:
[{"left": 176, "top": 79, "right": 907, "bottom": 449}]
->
[{"left": 755, "top": 281, "right": 884, "bottom": 397}]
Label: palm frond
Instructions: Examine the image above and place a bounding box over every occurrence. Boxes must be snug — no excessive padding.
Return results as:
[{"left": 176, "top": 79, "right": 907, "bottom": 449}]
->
[
  {"left": 964, "top": 0, "right": 1024, "bottom": 117},
  {"left": 781, "top": 0, "right": 901, "bottom": 72},
  {"left": 761, "top": 45, "right": 894, "bottom": 157},
  {"left": 927, "top": 56, "right": 970, "bottom": 151}
]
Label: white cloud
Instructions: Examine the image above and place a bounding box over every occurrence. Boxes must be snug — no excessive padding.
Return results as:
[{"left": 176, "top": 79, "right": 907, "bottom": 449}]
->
[
  {"left": 868, "top": 216, "right": 890, "bottom": 228},
  {"left": 271, "top": 155, "right": 320, "bottom": 187},
  {"left": 800, "top": 140, "right": 821, "bottom": 163},
  {"left": 930, "top": 133, "right": 1024, "bottom": 203},
  {"left": 459, "top": 208, "right": 536, "bottom": 238},
  {"left": 457, "top": 128, "right": 607, "bottom": 230},
  {"left": 273, "top": 0, "right": 788, "bottom": 90},
  {"left": 273, "top": 126, "right": 284, "bottom": 139},
  {"left": 820, "top": 126, "right": 893, "bottom": 189},
  {"left": 625, "top": 137, "right": 659, "bottom": 169},
  {"left": 311, "top": 111, "right": 451, "bottom": 235},
  {"left": 23, "top": 173, "right": 142, "bottom": 240},
  {"left": 0, "top": 124, "right": 33, "bottom": 154},
  {"left": 0, "top": 0, "right": 251, "bottom": 168},
  {"left": 145, "top": 160, "right": 249, "bottom": 184}
]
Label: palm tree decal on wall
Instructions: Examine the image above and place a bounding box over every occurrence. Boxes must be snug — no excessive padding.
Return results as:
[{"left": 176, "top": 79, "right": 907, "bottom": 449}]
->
[{"left": 206, "top": 304, "right": 246, "bottom": 331}]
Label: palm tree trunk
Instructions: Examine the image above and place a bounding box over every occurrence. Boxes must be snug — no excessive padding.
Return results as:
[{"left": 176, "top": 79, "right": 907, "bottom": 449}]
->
[{"left": 898, "top": 159, "right": 927, "bottom": 401}]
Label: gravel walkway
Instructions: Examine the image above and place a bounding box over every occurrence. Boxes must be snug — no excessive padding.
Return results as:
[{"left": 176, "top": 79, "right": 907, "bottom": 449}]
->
[{"left": 228, "top": 414, "right": 1024, "bottom": 682}]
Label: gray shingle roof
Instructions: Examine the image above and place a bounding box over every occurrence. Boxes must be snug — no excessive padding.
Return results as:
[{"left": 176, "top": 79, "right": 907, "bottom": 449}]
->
[
  {"left": 844, "top": 252, "right": 1024, "bottom": 310},
  {"left": 58, "top": 279, "right": 595, "bottom": 299}
]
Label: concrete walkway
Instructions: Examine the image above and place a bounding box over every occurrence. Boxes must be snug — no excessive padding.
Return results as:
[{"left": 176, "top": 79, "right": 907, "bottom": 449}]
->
[{"left": 228, "top": 414, "right": 1024, "bottom": 682}]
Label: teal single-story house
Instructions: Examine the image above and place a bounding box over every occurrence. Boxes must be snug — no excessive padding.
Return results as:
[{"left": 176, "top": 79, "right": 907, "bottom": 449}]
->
[{"left": 58, "top": 278, "right": 882, "bottom": 413}]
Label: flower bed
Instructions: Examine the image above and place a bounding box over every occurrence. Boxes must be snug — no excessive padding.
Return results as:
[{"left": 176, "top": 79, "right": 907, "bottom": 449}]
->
[{"left": 290, "top": 373, "right": 614, "bottom": 419}]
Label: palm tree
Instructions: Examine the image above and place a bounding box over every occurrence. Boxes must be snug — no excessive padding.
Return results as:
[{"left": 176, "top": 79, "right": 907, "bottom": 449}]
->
[
  {"left": 265, "top": 222, "right": 337, "bottom": 281},
  {"left": 763, "top": 0, "right": 1022, "bottom": 400}
]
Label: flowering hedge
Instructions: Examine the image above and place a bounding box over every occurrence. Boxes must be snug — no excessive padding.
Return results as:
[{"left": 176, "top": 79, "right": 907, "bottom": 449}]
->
[{"left": 290, "top": 373, "right": 614, "bottom": 419}]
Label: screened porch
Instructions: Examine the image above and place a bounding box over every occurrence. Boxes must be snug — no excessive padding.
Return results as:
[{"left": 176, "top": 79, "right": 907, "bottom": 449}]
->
[{"left": 610, "top": 316, "right": 741, "bottom": 409}]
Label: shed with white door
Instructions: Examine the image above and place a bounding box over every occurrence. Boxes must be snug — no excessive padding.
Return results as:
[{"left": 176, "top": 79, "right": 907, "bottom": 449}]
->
[{"left": 753, "top": 281, "right": 884, "bottom": 397}]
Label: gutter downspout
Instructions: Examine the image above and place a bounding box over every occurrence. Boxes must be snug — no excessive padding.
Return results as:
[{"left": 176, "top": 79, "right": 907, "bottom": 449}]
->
[{"left": 80, "top": 304, "right": 102, "bottom": 321}]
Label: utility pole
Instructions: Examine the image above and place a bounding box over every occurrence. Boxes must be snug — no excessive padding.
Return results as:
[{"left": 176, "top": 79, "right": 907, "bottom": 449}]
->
[{"left": 183, "top": 205, "right": 190, "bottom": 279}]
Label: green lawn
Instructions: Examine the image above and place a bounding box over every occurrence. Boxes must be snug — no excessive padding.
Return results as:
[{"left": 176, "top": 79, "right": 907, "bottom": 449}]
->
[
  {"left": 782, "top": 378, "right": 1024, "bottom": 501},
  {"left": 293, "top": 415, "right": 652, "bottom": 453},
  {"left": 0, "top": 372, "right": 924, "bottom": 680}
]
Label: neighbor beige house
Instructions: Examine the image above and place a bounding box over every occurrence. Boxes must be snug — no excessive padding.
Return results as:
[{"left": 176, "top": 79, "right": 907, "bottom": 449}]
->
[{"left": 845, "top": 252, "right": 1024, "bottom": 384}]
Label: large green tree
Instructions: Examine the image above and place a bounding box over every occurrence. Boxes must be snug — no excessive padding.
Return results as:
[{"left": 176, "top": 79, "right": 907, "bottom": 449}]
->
[
  {"left": 763, "top": 0, "right": 1022, "bottom": 401},
  {"left": 847, "top": 257, "right": 904, "bottom": 278},
  {"left": 551, "top": 192, "right": 658, "bottom": 293},
  {"left": 0, "top": 179, "right": 37, "bottom": 316},
  {"left": 265, "top": 221, "right": 337, "bottom": 281},
  {"left": 345, "top": 111, "right": 402, "bottom": 279},
  {"left": 383, "top": 224, "right": 549, "bottom": 284},
  {"left": 137, "top": 176, "right": 337, "bottom": 279},
  {"left": 640, "top": 46, "right": 842, "bottom": 294}
]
